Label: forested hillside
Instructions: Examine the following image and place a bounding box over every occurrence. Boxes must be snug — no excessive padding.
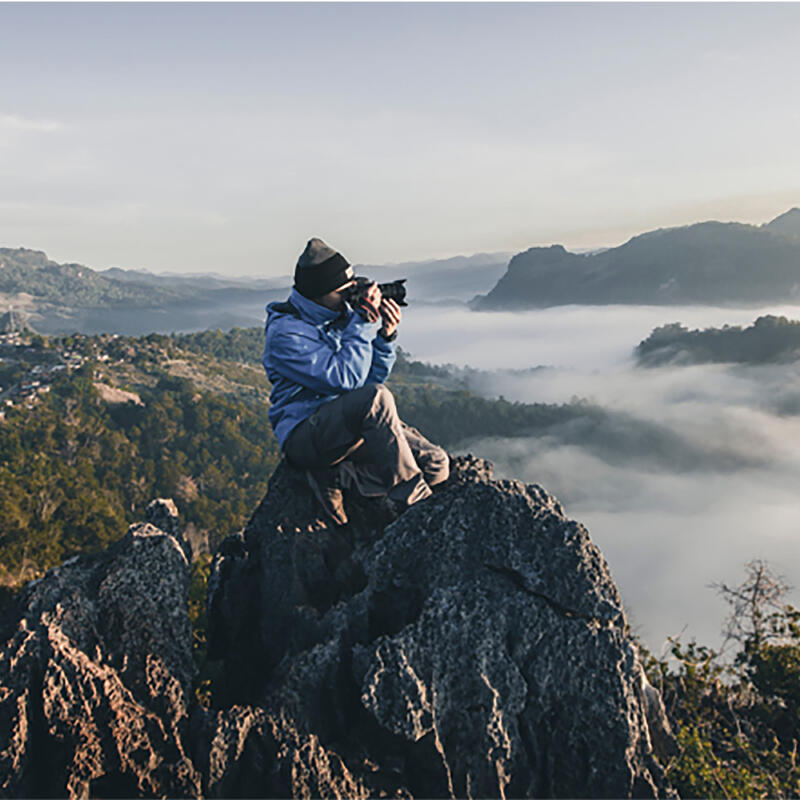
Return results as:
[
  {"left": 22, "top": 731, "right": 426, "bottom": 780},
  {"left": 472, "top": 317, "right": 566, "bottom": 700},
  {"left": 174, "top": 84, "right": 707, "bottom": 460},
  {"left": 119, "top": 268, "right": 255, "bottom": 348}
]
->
[
  {"left": 0, "top": 247, "right": 180, "bottom": 306},
  {"left": 637, "top": 315, "right": 800, "bottom": 366},
  {"left": 0, "top": 327, "right": 589, "bottom": 598},
  {"left": 0, "top": 335, "right": 279, "bottom": 595}
]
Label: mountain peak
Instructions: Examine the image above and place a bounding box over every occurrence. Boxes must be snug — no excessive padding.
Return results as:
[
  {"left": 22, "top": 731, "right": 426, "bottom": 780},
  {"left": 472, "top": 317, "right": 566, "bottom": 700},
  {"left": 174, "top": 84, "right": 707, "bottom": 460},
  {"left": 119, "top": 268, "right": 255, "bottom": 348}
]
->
[
  {"left": 768, "top": 206, "right": 800, "bottom": 222},
  {"left": 764, "top": 207, "right": 800, "bottom": 239}
]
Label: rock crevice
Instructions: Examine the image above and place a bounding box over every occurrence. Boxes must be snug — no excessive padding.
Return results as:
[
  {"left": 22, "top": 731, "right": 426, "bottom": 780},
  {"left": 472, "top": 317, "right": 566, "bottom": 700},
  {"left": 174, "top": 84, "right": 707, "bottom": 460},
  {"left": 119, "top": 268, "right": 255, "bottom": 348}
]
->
[{"left": 483, "top": 562, "right": 617, "bottom": 624}]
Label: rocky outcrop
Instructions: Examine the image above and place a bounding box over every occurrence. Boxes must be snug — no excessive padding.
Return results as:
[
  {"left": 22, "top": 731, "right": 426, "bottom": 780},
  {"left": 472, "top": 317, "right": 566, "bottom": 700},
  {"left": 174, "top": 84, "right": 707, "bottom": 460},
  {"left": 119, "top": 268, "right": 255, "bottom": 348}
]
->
[
  {"left": 0, "top": 499, "right": 199, "bottom": 798},
  {"left": 93, "top": 382, "right": 145, "bottom": 406},
  {"left": 205, "top": 455, "right": 674, "bottom": 798},
  {"left": 0, "top": 458, "right": 675, "bottom": 798}
]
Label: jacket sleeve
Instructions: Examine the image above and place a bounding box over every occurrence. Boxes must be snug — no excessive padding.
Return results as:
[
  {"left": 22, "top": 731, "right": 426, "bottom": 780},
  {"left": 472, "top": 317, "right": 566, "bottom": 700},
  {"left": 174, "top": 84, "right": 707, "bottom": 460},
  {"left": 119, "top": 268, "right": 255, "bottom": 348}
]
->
[
  {"left": 366, "top": 334, "right": 396, "bottom": 384},
  {"left": 265, "top": 313, "right": 376, "bottom": 394}
]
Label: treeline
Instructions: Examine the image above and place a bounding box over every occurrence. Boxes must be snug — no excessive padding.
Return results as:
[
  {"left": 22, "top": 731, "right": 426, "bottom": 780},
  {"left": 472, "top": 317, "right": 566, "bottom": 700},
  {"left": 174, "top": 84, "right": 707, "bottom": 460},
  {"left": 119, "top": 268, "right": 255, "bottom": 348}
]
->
[
  {"left": 391, "top": 383, "right": 586, "bottom": 447},
  {"left": 637, "top": 315, "right": 800, "bottom": 366},
  {"left": 172, "top": 326, "right": 265, "bottom": 364}
]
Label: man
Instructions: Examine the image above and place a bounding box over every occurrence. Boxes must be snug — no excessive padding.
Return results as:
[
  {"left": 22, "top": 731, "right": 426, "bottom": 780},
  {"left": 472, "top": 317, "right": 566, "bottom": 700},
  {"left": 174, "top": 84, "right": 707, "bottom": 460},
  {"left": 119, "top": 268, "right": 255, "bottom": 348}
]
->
[{"left": 262, "top": 238, "right": 449, "bottom": 525}]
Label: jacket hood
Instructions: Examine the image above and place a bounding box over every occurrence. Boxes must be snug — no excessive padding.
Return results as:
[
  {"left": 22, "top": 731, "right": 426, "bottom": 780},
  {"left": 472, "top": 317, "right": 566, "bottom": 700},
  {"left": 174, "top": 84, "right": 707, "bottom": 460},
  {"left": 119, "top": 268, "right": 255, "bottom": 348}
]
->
[{"left": 265, "top": 288, "right": 346, "bottom": 332}]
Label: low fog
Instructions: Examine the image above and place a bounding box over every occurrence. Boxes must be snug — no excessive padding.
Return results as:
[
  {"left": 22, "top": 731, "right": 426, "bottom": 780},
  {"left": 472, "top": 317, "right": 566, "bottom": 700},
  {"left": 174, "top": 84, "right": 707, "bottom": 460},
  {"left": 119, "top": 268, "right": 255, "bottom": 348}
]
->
[{"left": 400, "top": 302, "right": 800, "bottom": 655}]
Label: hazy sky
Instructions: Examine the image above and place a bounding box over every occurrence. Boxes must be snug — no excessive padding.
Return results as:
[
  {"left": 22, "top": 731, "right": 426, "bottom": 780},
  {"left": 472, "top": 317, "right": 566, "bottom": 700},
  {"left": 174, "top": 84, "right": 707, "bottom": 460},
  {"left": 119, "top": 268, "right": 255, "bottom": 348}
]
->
[{"left": 1, "top": 2, "right": 799, "bottom": 275}]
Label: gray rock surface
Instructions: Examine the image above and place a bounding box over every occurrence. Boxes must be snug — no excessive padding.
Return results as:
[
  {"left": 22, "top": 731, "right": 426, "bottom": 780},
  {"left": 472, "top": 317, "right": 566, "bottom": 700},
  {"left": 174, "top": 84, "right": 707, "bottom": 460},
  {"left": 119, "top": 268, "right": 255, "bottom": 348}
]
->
[
  {"left": 0, "top": 459, "right": 675, "bottom": 798},
  {"left": 0, "top": 499, "right": 200, "bottom": 798},
  {"left": 206, "top": 455, "right": 674, "bottom": 798}
]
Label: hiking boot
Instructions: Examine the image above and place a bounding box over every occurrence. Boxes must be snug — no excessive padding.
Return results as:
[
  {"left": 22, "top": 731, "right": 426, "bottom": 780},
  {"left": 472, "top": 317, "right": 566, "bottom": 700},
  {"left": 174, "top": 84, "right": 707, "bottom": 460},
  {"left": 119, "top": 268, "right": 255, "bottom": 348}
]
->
[
  {"left": 388, "top": 474, "right": 433, "bottom": 509},
  {"left": 306, "top": 468, "right": 348, "bottom": 526}
]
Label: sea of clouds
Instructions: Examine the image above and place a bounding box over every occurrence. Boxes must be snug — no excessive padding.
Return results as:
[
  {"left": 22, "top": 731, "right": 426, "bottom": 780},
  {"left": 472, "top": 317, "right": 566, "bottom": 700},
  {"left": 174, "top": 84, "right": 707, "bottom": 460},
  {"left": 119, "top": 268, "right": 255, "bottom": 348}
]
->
[
  {"left": 400, "top": 302, "right": 800, "bottom": 656},
  {"left": 60, "top": 292, "right": 800, "bottom": 655}
]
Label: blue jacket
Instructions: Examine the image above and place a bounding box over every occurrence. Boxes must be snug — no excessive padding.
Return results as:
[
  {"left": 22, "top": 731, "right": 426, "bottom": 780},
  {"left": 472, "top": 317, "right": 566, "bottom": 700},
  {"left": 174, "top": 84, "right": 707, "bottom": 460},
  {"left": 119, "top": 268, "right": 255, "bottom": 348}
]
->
[{"left": 262, "top": 288, "right": 396, "bottom": 447}]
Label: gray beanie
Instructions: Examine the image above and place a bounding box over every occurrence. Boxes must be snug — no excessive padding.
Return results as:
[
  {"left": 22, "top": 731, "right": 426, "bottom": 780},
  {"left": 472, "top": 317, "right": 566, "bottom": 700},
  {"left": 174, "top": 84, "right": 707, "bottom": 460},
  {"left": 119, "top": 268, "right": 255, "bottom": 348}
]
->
[{"left": 294, "top": 238, "right": 354, "bottom": 298}]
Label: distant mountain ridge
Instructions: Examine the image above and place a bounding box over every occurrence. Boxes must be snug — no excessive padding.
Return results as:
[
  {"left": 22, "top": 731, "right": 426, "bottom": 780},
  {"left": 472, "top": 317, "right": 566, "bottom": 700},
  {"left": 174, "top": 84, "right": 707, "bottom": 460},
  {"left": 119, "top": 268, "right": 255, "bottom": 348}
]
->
[
  {"left": 1, "top": 246, "right": 511, "bottom": 307},
  {"left": 0, "top": 247, "right": 178, "bottom": 307},
  {"left": 0, "top": 246, "right": 510, "bottom": 335},
  {"left": 97, "top": 265, "right": 286, "bottom": 292},
  {"left": 474, "top": 209, "right": 800, "bottom": 309},
  {"left": 0, "top": 247, "right": 294, "bottom": 335},
  {"left": 0, "top": 248, "right": 286, "bottom": 308},
  {"left": 359, "top": 252, "right": 511, "bottom": 303}
]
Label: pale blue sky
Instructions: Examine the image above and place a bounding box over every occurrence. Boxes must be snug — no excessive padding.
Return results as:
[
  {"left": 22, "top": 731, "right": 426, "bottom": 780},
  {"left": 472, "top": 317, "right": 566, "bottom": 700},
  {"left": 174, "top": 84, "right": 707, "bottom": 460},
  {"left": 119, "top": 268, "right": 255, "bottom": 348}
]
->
[{"left": 1, "top": 2, "right": 799, "bottom": 275}]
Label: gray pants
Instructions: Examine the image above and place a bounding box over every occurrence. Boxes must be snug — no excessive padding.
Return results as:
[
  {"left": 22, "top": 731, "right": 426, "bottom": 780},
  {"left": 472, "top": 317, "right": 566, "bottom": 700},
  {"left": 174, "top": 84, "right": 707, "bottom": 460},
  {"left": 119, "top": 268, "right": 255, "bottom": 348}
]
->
[{"left": 284, "top": 383, "right": 449, "bottom": 505}]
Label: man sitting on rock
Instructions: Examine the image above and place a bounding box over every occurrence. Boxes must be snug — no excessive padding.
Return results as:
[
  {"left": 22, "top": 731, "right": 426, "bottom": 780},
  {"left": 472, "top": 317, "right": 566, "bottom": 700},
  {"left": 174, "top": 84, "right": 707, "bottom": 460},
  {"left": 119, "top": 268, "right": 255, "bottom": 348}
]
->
[{"left": 262, "top": 238, "right": 449, "bottom": 525}]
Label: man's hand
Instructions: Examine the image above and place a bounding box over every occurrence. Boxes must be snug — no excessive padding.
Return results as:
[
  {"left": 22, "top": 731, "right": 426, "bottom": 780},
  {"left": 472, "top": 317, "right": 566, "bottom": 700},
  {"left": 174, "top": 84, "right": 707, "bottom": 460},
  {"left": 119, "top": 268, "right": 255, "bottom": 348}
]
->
[
  {"left": 358, "top": 282, "right": 382, "bottom": 323},
  {"left": 379, "top": 298, "right": 401, "bottom": 338}
]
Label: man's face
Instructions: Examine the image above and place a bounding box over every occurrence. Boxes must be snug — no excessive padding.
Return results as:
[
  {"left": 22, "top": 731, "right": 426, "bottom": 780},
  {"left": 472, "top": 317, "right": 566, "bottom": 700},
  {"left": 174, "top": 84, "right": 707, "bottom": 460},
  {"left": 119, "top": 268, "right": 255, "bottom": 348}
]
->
[{"left": 316, "top": 280, "right": 355, "bottom": 312}]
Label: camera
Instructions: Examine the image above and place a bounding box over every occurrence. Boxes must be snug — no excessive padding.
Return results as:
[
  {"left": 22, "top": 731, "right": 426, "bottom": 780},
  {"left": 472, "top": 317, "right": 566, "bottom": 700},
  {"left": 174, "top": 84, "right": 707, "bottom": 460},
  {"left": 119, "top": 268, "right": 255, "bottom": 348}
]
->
[{"left": 342, "top": 276, "right": 408, "bottom": 307}]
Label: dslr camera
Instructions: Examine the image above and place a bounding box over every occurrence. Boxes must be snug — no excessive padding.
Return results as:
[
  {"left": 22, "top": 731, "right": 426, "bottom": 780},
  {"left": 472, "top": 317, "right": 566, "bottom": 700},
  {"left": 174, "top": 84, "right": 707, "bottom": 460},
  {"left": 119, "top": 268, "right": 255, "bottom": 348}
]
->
[{"left": 341, "top": 276, "right": 408, "bottom": 308}]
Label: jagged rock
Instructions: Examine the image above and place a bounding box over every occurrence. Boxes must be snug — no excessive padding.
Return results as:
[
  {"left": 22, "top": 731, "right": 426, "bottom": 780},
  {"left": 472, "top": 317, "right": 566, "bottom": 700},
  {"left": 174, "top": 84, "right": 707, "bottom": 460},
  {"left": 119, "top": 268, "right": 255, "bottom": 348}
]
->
[
  {"left": 206, "top": 455, "right": 674, "bottom": 798},
  {"left": 191, "top": 705, "right": 372, "bottom": 799},
  {"left": 0, "top": 460, "right": 675, "bottom": 798},
  {"left": 0, "top": 500, "right": 200, "bottom": 798},
  {"left": 93, "top": 382, "right": 145, "bottom": 408}
]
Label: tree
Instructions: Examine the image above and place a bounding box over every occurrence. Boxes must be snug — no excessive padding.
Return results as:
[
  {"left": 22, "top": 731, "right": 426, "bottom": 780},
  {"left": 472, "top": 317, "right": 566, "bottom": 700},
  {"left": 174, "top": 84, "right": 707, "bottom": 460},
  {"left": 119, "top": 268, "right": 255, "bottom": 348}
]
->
[{"left": 714, "top": 559, "right": 790, "bottom": 653}]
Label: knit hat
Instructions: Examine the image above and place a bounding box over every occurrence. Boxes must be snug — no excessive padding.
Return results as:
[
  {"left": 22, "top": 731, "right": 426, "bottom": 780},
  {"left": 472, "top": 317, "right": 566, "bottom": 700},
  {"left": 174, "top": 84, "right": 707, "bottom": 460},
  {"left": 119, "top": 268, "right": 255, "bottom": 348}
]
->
[{"left": 294, "top": 238, "right": 355, "bottom": 298}]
